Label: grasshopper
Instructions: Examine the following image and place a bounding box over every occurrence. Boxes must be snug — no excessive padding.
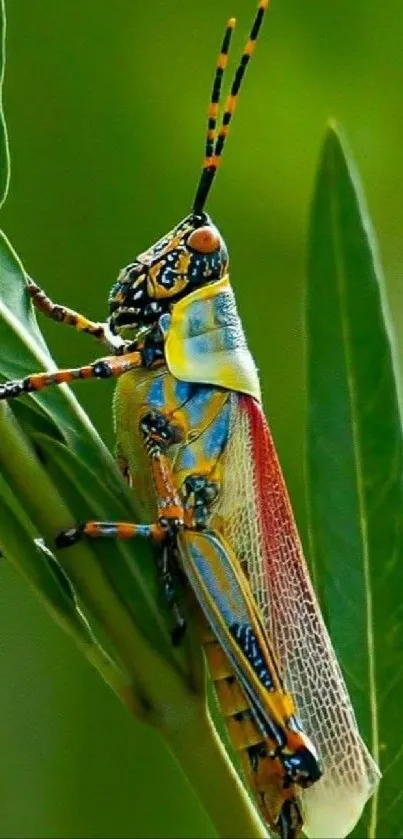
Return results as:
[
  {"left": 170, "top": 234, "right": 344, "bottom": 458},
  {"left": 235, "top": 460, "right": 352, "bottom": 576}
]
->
[{"left": 0, "top": 2, "right": 379, "bottom": 836}]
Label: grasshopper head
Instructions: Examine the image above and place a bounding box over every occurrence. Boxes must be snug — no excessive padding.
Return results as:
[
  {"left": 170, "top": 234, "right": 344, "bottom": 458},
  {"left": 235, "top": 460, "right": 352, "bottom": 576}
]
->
[{"left": 108, "top": 212, "right": 228, "bottom": 333}]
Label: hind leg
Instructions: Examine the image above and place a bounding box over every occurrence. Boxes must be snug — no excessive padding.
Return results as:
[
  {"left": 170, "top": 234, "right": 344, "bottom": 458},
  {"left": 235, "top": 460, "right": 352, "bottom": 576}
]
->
[{"left": 56, "top": 410, "right": 188, "bottom": 643}]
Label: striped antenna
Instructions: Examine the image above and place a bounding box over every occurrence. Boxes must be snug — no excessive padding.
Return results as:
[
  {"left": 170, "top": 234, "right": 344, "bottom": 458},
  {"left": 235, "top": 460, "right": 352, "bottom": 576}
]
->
[
  {"left": 204, "top": 17, "right": 236, "bottom": 165},
  {"left": 193, "top": 0, "right": 269, "bottom": 215}
]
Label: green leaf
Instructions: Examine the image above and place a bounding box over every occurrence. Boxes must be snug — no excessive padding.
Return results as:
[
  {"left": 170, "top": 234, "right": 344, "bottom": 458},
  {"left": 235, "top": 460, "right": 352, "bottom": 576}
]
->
[
  {"left": 0, "top": 230, "right": 125, "bottom": 490},
  {"left": 0, "top": 476, "right": 127, "bottom": 691},
  {"left": 306, "top": 124, "right": 403, "bottom": 838},
  {"left": 0, "top": 0, "right": 9, "bottom": 207}
]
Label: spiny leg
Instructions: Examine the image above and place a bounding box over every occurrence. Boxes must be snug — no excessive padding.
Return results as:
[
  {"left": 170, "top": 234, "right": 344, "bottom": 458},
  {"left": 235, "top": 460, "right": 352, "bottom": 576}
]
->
[
  {"left": 56, "top": 410, "right": 189, "bottom": 643},
  {"left": 122, "top": 410, "right": 188, "bottom": 642},
  {"left": 56, "top": 520, "right": 187, "bottom": 645},
  {"left": 57, "top": 410, "right": 187, "bottom": 547},
  {"left": 0, "top": 350, "right": 142, "bottom": 401},
  {"left": 140, "top": 410, "right": 185, "bottom": 527},
  {"left": 55, "top": 521, "right": 164, "bottom": 548},
  {"left": 27, "top": 279, "right": 114, "bottom": 346}
]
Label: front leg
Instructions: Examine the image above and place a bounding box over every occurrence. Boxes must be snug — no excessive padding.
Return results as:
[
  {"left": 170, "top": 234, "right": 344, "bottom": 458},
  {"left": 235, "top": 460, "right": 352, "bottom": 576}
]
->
[
  {"left": 0, "top": 351, "right": 142, "bottom": 401},
  {"left": 27, "top": 278, "right": 123, "bottom": 351}
]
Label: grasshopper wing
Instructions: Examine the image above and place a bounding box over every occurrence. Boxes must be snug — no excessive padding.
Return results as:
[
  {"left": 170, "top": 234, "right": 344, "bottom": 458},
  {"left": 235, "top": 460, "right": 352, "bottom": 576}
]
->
[
  {"left": 177, "top": 528, "right": 316, "bottom": 764},
  {"left": 216, "top": 394, "right": 380, "bottom": 839}
]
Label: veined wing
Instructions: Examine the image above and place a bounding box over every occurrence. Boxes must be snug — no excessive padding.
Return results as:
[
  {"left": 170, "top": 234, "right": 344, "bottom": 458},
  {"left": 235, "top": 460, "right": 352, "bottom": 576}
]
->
[{"left": 216, "top": 394, "right": 380, "bottom": 839}]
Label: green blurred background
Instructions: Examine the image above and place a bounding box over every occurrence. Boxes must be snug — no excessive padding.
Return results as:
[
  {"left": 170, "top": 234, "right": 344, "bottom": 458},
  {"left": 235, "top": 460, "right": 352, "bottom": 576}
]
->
[{"left": 0, "top": 0, "right": 402, "bottom": 836}]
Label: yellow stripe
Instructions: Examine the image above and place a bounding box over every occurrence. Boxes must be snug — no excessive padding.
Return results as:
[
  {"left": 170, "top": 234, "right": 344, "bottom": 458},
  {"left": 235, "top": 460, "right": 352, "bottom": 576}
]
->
[
  {"left": 225, "top": 94, "right": 237, "bottom": 115},
  {"left": 217, "top": 53, "right": 228, "bottom": 70},
  {"left": 244, "top": 39, "right": 256, "bottom": 56},
  {"left": 211, "top": 154, "right": 222, "bottom": 169}
]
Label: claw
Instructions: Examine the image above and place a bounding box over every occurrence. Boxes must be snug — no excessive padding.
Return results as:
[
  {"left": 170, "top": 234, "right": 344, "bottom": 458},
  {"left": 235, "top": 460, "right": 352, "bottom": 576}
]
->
[
  {"left": 276, "top": 799, "right": 303, "bottom": 839},
  {"left": 55, "top": 526, "right": 84, "bottom": 549}
]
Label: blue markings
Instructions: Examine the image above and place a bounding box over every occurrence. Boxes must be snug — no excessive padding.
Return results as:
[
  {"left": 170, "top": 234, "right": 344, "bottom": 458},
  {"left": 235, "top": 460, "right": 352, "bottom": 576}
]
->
[
  {"left": 158, "top": 312, "right": 171, "bottom": 335},
  {"left": 159, "top": 266, "right": 177, "bottom": 289},
  {"left": 192, "top": 335, "right": 212, "bottom": 357},
  {"left": 222, "top": 326, "right": 243, "bottom": 351},
  {"left": 174, "top": 379, "right": 194, "bottom": 404},
  {"left": 189, "top": 541, "right": 240, "bottom": 626},
  {"left": 203, "top": 400, "right": 231, "bottom": 459},
  {"left": 146, "top": 377, "right": 165, "bottom": 409},
  {"left": 230, "top": 624, "right": 274, "bottom": 691},
  {"left": 213, "top": 291, "right": 232, "bottom": 326},
  {"left": 99, "top": 525, "right": 118, "bottom": 538},
  {"left": 176, "top": 447, "right": 197, "bottom": 471},
  {"left": 136, "top": 524, "right": 152, "bottom": 538},
  {"left": 187, "top": 301, "right": 208, "bottom": 336},
  {"left": 288, "top": 714, "right": 304, "bottom": 733},
  {"left": 188, "top": 535, "right": 250, "bottom": 625},
  {"left": 184, "top": 385, "right": 215, "bottom": 427}
]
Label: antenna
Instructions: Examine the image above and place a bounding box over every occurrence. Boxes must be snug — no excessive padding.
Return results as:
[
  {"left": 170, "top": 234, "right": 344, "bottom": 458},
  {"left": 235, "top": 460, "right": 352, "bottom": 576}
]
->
[{"left": 193, "top": 0, "right": 269, "bottom": 215}]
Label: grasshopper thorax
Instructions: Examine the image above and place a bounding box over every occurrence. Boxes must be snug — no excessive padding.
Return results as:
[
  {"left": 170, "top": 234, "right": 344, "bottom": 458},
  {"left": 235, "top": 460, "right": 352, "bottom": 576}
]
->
[{"left": 108, "top": 212, "right": 228, "bottom": 335}]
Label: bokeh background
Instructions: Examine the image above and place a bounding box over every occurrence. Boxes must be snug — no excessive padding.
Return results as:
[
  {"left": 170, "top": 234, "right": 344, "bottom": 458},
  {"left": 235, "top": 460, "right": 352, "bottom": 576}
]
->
[{"left": 0, "top": 0, "right": 402, "bottom": 836}]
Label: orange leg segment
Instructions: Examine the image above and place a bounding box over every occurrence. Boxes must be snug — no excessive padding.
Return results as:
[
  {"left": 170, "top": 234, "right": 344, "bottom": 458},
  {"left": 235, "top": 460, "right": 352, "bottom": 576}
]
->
[
  {"left": 0, "top": 351, "right": 142, "bottom": 401},
  {"left": 140, "top": 410, "right": 185, "bottom": 526},
  {"left": 27, "top": 279, "right": 108, "bottom": 343},
  {"left": 55, "top": 520, "right": 165, "bottom": 548}
]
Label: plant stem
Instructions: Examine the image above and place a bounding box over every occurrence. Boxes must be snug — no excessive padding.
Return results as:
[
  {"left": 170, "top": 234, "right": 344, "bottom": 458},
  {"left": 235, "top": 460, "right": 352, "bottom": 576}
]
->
[
  {"left": 0, "top": 404, "right": 182, "bottom": 712},
  {"left": 164, "top": 706, "right": 268, "bottom": 839}
]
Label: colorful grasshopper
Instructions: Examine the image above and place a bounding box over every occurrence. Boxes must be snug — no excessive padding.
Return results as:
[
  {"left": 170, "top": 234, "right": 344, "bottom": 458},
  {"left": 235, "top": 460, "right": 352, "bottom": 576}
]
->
[{"left": 0, "top": 1, "right": 379, "bottom": 836}]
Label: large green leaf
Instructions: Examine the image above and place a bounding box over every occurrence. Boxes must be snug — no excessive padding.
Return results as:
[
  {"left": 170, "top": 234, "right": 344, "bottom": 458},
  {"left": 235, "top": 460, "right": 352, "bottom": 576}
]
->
[
  {"left": 306, "top": 124, "right": 403, "bottom": 838},
  {"left": 0, "top": 230, "right": 123, "bottom": 486},
  {"left": 0, "top": 472, "right": 129, "bottom": 697}
]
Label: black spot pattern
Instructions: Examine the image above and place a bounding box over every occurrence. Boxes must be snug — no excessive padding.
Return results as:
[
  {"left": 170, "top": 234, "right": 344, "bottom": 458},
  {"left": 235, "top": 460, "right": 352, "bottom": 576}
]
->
[{"left": 230, "top": 623, "right": 274, "bottom": 690}]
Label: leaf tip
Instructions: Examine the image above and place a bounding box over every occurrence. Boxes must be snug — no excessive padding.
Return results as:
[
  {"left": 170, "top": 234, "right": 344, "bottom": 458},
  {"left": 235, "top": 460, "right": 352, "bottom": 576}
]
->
[{"left": 322, "top": 120, "right": 352, "bottom": 168}]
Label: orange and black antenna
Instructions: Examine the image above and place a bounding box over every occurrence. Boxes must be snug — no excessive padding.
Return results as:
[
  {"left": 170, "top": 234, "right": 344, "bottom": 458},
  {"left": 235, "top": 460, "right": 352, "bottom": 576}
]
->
[
  {"left": 193, "top": 0, "right": 269, "bottom": 215},
  {"left": 204, "top": 17, "right": 236, "bottom": 165}
]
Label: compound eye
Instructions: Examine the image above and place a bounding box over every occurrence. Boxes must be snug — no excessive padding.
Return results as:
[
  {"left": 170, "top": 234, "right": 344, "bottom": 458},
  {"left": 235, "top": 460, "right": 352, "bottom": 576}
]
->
[{"left": 187, "top": 225, "right": 220, "bottom": 254}]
